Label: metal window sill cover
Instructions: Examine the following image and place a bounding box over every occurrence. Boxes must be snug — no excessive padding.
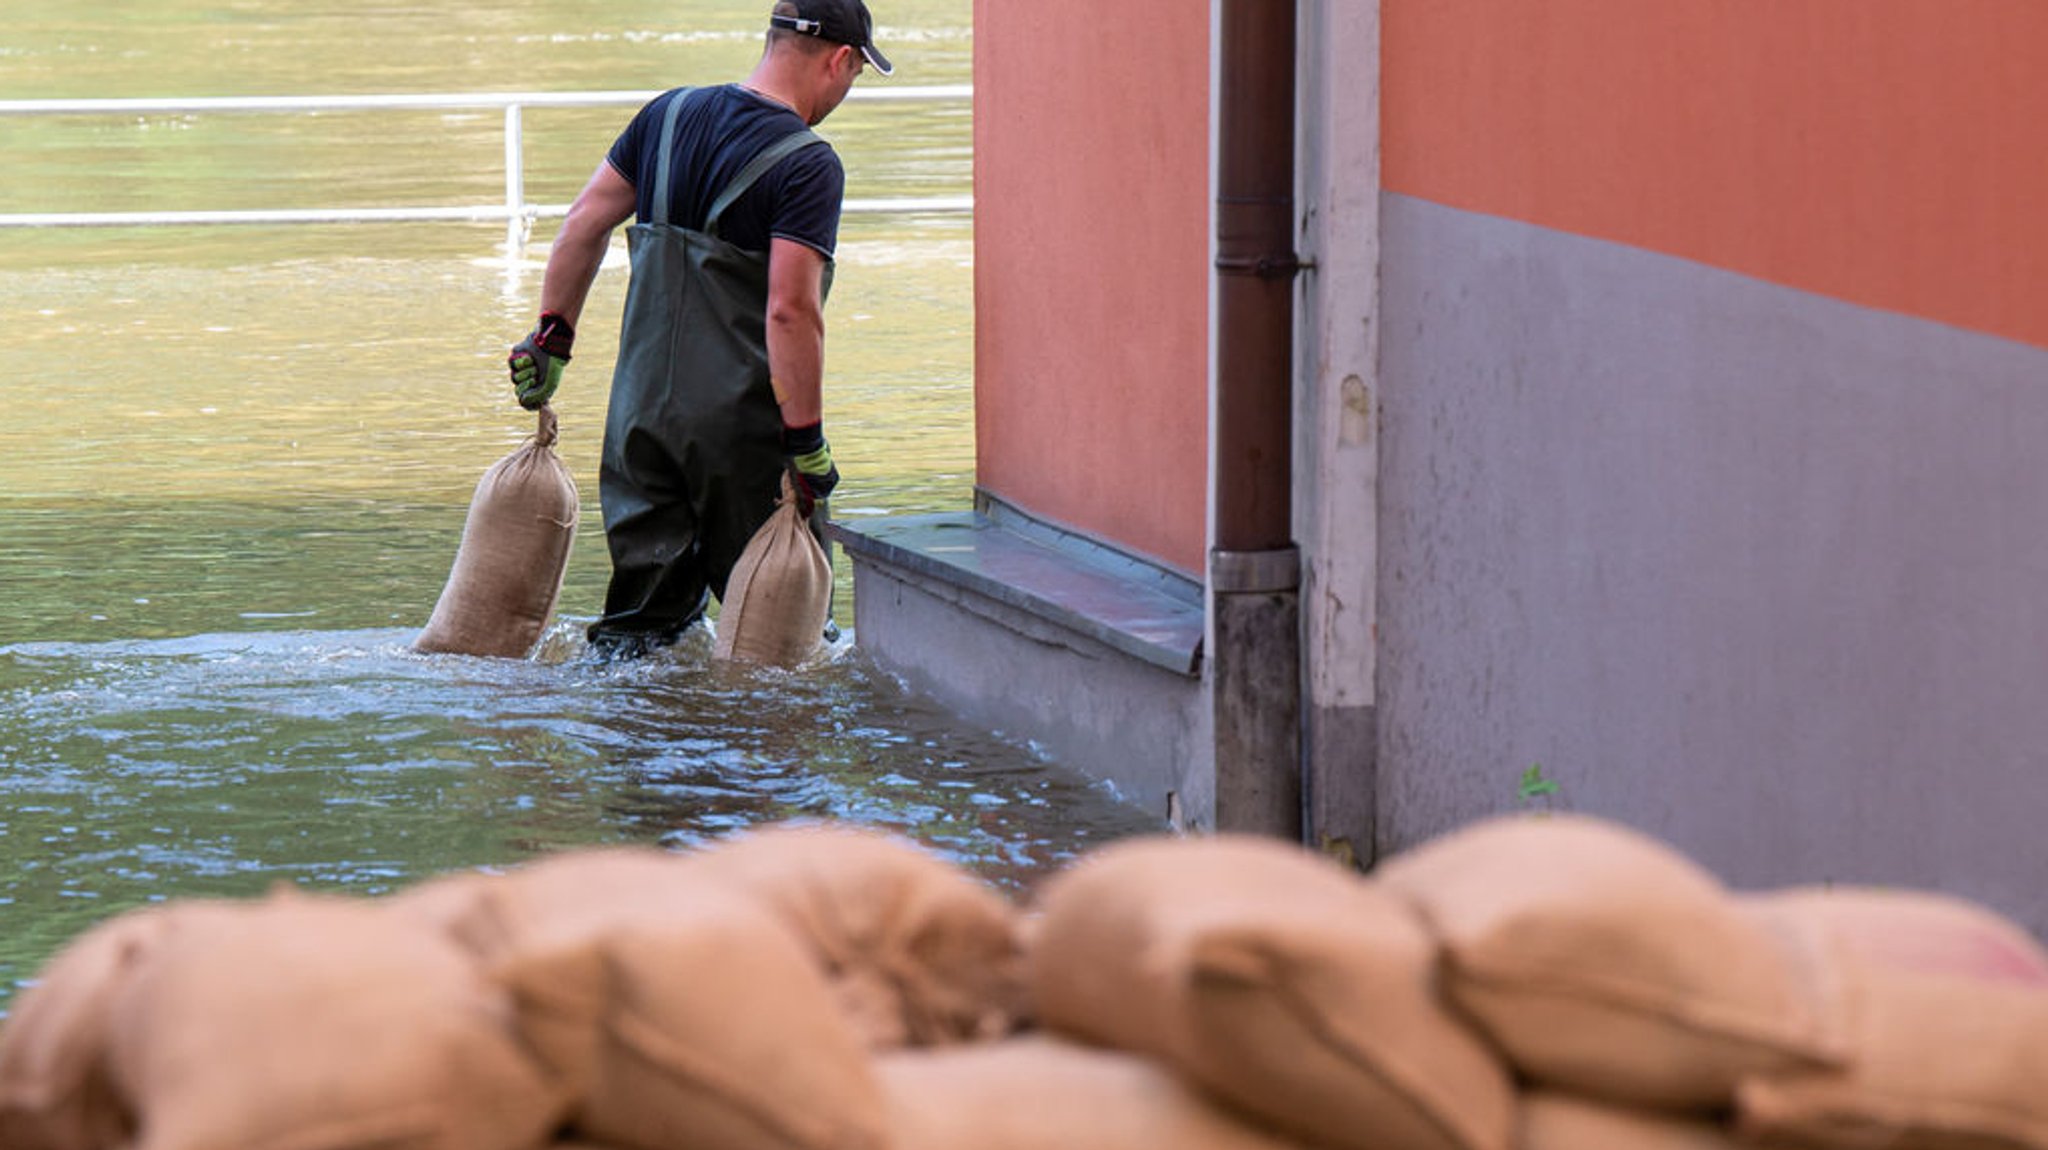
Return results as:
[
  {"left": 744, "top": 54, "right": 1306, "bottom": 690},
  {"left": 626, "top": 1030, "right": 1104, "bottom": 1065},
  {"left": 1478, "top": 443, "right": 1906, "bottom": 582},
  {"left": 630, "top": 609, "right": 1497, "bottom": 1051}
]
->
[{"left": 830, "top": 509, "right": 1204, "bottom": 676}]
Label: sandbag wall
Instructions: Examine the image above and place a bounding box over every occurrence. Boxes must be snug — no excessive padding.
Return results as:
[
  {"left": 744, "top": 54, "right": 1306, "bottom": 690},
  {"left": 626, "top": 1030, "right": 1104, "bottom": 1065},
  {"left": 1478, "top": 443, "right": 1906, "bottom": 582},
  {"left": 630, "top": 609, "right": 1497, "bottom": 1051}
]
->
[{"left": 4, "top": 814, "right": 2047, "bottom": 1150}]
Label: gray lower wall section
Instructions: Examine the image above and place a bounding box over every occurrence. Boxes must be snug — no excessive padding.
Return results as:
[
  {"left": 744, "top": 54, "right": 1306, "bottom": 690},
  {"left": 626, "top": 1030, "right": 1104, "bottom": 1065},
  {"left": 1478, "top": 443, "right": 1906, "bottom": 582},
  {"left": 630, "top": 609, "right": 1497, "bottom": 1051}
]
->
[
  {"left": 1378, "top": 193, "right": 2048, "bottom": 933},
  {"left": 848, "top": 561, "right": 1202, "bottom": 830},
  {"left": 1309, "top": 702, "right": 1376, "bottom": 866}
]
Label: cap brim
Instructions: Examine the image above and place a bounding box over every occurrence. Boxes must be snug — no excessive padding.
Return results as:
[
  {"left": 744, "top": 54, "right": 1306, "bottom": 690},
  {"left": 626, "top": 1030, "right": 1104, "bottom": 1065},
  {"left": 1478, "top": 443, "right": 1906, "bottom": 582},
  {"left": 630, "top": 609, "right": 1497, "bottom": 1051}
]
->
[{"left": 861, "top": 43, "right": 894, "bottom": 76}]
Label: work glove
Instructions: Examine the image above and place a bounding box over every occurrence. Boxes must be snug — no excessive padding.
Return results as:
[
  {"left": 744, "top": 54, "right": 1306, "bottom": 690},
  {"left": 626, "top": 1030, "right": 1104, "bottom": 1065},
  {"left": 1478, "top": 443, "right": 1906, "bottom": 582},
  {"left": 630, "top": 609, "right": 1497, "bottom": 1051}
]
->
[
  {"left": 509, "top": 312, "right": 575, "bottom": 410},
  {"left": 782, "top": 421, "right": 840, "bottom": 516}
]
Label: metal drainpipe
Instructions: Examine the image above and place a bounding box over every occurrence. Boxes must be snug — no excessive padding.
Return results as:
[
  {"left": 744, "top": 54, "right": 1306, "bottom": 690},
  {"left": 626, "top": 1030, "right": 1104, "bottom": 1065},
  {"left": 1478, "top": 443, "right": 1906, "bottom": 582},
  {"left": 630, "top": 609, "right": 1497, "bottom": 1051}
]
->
[{"left": 1211, "top": 0, "right": 1303, "bottom": 838}]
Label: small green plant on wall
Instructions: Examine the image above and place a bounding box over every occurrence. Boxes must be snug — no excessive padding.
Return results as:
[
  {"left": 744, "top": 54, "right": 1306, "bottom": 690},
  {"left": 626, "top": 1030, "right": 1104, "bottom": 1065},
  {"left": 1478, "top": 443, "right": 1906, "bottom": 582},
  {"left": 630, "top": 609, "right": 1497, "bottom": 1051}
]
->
[{"left": 1518, "top": 763, "right": 1563, "bottom": 809}]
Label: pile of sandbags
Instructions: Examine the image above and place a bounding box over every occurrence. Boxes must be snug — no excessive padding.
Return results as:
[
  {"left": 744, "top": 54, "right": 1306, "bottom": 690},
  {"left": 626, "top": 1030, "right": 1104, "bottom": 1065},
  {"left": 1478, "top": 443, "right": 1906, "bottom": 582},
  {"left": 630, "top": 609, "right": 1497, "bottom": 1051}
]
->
[
  {"left": 5, "top": 813, "right": 2048, "bottom": 1150},
  {"left": 1372, "top": 815, "right": 2048, "bottom": 1150},
  {"left": 1025, "top": 833, "right": 1514, "bottom": 1150},
  {"left": 0, "top": 823, "right": 1024, "bottom": 1150}
]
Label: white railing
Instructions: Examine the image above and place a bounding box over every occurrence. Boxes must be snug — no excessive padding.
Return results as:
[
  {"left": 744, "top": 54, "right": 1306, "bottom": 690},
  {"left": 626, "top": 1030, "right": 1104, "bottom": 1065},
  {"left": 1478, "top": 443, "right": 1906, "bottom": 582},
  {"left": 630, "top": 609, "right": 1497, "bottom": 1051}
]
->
[{"left": 0, "top": 86, "right": 973, "bottom": 251}]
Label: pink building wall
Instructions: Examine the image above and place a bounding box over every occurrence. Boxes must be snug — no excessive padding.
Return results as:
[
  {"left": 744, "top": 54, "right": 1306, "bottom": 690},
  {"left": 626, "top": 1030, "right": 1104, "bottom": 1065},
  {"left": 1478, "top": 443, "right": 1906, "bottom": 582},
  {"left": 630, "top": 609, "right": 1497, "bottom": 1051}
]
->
[
  {"left": 971, "top": 0, "right": 1211, "bottom": 577},
  {"left": 1382, "top": 0, "right": 2048, "bottom": 349}
]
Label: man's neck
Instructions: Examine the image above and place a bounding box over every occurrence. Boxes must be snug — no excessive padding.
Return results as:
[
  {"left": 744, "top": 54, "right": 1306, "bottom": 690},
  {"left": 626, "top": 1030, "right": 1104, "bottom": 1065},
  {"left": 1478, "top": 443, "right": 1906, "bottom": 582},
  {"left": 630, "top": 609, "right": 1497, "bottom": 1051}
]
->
[{"left": 742, "top": 62, "right": 815, "bottom": 124}]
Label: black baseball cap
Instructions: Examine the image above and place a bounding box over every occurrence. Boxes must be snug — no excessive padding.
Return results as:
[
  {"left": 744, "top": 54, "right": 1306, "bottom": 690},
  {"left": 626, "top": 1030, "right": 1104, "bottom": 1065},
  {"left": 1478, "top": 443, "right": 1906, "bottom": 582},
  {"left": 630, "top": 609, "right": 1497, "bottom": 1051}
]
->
[{"left": 770, "top": 0, "right": 893, "bottom": 76}]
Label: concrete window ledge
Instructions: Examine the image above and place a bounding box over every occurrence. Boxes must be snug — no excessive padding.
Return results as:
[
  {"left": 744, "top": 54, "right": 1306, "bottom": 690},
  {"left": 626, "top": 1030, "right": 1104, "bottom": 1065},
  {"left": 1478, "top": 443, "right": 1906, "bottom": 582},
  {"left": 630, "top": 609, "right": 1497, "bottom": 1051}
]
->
[{"left": 828, "top": 494, "right": 1208, "bottom": 825}]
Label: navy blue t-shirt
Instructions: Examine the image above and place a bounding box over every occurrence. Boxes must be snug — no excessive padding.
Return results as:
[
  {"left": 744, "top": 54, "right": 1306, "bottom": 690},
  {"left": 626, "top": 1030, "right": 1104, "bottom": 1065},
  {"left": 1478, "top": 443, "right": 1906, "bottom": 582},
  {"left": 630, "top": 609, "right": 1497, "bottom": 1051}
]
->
[{"left": 606, "top": 85, "right": 845, "bottom": 258}]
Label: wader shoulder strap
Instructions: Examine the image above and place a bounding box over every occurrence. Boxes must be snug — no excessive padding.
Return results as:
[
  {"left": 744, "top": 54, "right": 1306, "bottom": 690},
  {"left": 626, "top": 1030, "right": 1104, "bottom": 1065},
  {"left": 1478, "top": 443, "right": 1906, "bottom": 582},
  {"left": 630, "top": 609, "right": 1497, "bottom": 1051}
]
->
[
  {"left": 649, "top": 88, "right": 694, "bottom": 228},
  {"left": 704, "top": 128, "right": 824, "bottom": 239}
]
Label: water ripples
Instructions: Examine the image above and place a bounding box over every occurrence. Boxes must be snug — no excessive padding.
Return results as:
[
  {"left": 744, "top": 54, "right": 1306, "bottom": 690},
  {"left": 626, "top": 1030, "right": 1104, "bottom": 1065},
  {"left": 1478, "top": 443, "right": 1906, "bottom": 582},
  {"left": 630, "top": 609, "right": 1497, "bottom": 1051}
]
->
[{"left": 0, "top": 625, "right": 1161, "bottom": 1011}]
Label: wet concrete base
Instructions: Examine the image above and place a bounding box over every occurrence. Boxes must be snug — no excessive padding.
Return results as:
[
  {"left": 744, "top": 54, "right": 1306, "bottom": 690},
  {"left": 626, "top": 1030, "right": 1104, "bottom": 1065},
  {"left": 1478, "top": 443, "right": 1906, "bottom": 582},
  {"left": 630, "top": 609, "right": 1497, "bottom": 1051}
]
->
[
  {"left": 839, "top": 519, "right": 1207, "bottom": 830},
  {"left": 1212, "top": 584, "right": 1303, "bottom": 838}
]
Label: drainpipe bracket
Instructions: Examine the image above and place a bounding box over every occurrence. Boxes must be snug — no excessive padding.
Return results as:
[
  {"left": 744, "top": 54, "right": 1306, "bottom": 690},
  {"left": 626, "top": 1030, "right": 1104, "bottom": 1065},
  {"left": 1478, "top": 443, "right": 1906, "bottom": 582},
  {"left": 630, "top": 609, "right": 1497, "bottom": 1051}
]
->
[
  {"left": 1215, "top": 252, "right": 1307, "bottom": 280},
  {"left": 1210, "top": 546, "right": 1301, "bottom": 595}
]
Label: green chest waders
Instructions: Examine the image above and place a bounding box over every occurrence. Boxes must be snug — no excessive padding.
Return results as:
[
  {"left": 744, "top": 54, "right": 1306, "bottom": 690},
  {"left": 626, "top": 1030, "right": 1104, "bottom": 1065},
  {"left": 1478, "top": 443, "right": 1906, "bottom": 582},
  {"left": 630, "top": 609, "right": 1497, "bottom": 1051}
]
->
[{"left": 590, "top": 92, "right": 834, "bottom": 647}]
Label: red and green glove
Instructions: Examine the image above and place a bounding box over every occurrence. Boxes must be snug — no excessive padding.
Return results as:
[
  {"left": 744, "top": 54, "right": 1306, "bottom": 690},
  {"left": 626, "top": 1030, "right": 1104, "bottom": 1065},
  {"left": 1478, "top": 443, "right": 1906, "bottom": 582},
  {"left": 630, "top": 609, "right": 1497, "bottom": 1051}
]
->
[
  {"left": 509, "top": 312, "right": 575, "bottom": 410},
  {"left": 782, "top": 421, "right": 840, "bottom": 515}
]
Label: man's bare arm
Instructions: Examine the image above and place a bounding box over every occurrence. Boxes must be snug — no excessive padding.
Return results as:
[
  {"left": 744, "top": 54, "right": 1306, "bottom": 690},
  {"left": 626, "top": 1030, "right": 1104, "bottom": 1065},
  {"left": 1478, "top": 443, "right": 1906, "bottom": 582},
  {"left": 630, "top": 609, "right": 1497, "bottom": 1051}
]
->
[
  {"left": 766, "top": 237, "right": 830, "bottom": 427},
  {"left": 540, "top": 161, "right": 638, "bottom": 329}
]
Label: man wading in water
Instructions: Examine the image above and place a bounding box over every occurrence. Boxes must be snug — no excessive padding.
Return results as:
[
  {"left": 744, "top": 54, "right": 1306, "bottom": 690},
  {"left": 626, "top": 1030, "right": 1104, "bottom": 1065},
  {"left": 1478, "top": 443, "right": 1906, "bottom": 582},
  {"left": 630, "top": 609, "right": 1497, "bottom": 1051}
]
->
[{"left": 507, "top": 0, "right": 890, "bottom": 659}]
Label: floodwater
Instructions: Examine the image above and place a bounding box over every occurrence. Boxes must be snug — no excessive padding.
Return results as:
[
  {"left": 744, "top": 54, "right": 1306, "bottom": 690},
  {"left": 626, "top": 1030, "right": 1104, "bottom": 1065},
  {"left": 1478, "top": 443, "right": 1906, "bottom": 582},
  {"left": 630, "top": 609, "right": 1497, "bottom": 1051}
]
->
[{"left": 0, "top": 0, "right": 1160, "bottom": 1008}]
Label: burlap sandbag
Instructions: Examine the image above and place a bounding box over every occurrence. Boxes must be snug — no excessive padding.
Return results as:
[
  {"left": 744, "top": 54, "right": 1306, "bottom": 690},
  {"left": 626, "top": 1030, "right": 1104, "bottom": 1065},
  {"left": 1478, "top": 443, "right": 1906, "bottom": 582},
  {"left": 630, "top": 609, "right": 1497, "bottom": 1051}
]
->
[
  {"left": 1743, "top": 886, "right": 2048, "bottom": 985},
  {"left": 681, "top": 822, "right": 1027, "bottom": 1048},
  {"left": 0, "top": 905, "right": 207, "bottom": 1150},
  {"left": 435, "top": 848, "right": 885, "bottom": 1150},
  {"left": 380, "top": 868, "right": 508, "bottom": 938},
  {"left": 713, "top": 474, "right": 830, "bottom": 667},
  {"left": 106, "top": 891, "right": 564, "bottom": 1150},
  {"left": 878, "top": 1035, "right": 1306, "bottom": 1150},
  {"left": 1030, "top": 835, "right": 1514, "bottom": 1150},
  {"left": 427, "top": 847, "right": 738, "bottom": 976},
  {"left": 479, "top": 899, "right": 883, "bottom": 1150},
  {"left": 415, "top": 404, "right": 578, "bottom": 659},
  {"left": 1376, "top": 814, "right": 1840, "bottom": 1110},
  {"left": 426, "top": 848, "right": 725, "bottom": 1101},
  {"left": 1734, "top": 897, "right": 2048, "bottom": 1150},
  {"left": 1521, "top": 1093, "right": 1760, "bottom": 1150}
]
